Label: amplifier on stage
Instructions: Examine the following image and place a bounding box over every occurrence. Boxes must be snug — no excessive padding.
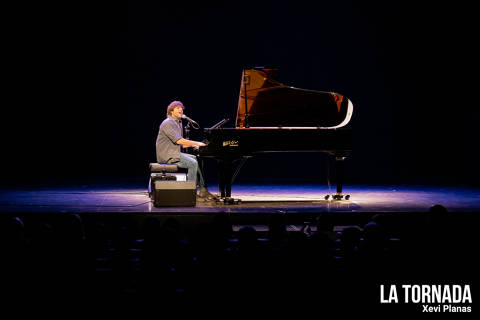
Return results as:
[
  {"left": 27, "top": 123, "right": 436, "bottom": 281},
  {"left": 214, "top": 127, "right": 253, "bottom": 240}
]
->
[{"left": 151, "top": 180, "right": 196, "bottom": 207}]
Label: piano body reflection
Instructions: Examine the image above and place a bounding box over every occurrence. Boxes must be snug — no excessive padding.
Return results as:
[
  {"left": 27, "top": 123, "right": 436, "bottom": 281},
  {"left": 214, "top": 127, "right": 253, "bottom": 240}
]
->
[{"left": 198, "top": 68, "right": 354, "bottom": 202}]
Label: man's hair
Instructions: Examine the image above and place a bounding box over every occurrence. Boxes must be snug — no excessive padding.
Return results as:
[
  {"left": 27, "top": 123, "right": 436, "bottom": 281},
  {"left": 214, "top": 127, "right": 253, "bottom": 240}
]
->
[{"left": 166, "top": 101, "right": 185, "bottom": 117}]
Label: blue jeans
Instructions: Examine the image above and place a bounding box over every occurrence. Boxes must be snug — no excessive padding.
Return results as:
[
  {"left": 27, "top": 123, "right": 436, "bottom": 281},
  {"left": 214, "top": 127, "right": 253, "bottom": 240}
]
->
[{"left": 168, "top": 153, "right": 205, "bottom": 188}]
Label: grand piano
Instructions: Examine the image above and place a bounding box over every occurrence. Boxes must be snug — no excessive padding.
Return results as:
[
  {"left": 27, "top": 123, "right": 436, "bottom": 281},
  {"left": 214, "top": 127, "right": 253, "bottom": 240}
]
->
[{"left": 198, "top": 67, "right": 353, "bottom": 203}]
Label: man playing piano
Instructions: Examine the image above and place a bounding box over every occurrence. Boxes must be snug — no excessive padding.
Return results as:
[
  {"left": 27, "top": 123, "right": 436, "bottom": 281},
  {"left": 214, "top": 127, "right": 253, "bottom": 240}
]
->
[{"left": 156, "top": 100, "right": 216, "bottom": 201}]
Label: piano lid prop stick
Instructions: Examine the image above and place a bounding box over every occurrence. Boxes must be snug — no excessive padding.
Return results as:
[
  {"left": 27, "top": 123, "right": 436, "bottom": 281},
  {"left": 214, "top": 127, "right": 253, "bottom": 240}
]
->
[{"left": 243, "top": 69, "right": 250, "bottom": 128}]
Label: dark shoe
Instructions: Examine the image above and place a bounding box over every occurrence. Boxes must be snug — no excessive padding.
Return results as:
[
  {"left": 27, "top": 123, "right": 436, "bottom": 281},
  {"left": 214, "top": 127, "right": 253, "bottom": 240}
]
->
[
  {"left": 199, "top": 187, "right": 218, "bottom": 201},
  {"left": 196, "top": 195, "right": 207, "bottom": 202}
]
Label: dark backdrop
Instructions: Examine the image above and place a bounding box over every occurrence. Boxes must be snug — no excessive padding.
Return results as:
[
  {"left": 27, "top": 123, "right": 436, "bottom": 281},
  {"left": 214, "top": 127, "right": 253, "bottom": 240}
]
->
[{"left": 2, "top": 0, "right": 478, "bottom": 187}]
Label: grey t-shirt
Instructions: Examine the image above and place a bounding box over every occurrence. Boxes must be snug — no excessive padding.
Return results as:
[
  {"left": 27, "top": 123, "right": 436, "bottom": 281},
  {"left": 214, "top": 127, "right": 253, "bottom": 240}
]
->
[{"left": 156, "top": 116, "right": 183, "bottom": 163}]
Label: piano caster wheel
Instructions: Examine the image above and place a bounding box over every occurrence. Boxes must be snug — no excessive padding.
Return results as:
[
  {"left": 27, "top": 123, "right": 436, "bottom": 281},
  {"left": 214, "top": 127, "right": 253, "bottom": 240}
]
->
[
  {"left": 333, "top": 194, "right": 348, "bottom": 200},
  {"left": 330, "top": 194, "right": 351, "bottom": 200},
  {"left": 222, "top": 197, "right": 241, "bottom": 205}
]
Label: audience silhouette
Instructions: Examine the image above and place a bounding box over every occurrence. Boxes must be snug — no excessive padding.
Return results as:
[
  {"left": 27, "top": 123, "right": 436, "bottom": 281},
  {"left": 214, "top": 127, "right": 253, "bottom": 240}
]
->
[{"left": 0, "top": 205, "right": 477, "bottom": 314}]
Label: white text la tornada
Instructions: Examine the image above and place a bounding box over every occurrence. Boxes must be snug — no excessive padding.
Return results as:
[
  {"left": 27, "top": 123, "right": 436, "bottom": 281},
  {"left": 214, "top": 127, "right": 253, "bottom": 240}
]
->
[{"left": 380, "top": 284, "right": 472, "bottom": 304}]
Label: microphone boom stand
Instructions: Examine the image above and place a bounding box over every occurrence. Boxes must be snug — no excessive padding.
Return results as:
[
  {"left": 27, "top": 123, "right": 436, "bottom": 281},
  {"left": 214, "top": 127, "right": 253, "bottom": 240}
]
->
[{"left": 182, "top": 120, "right": 191, "bottom": 154}]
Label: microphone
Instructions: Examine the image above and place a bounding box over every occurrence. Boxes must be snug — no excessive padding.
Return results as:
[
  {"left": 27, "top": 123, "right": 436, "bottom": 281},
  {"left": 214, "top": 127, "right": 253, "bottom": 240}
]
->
[{"left": 181, "top": 114, "right": 200, "bottom": 129}]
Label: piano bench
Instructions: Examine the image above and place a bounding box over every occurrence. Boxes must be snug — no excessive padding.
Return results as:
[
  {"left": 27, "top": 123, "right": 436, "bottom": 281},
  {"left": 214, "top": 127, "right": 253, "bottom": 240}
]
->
[
  {"left": 148, "top": 163, "right": 188, "bottom": 197},
  {"left": 149, "top": 163, "right": 188, "bottom": 174}
]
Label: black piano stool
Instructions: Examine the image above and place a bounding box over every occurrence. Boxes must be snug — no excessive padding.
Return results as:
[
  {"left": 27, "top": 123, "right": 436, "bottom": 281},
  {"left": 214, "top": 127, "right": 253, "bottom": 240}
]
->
[{"left": 148, "top": 163, "right": 188, "bottom": 198}]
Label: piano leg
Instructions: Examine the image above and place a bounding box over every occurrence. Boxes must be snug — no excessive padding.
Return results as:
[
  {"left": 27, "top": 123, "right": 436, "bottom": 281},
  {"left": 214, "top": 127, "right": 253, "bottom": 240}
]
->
[
  {"left": 218, "top": 159, "right": 233, "bottom": 198},
  {"left": 335, "top": 156, "right": 345, "bottom": 195},
  {"left": 216, "top": 158, "right": 241, "bottom": 204},
  {"left": 332, "top": 156, "right": 350, "bottom": 200},
  {"left": 218, "top": 159, "right": 226, "bottom": 198},
  {"left": 225, "top": 160, "right": 233, "bottom": 198}
]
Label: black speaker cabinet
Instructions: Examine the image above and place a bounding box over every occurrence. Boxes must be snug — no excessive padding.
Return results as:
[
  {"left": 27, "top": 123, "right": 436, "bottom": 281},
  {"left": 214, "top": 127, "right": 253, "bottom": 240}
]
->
[{"left": 152, "top": 181, "right": 196, "bottom": 207}]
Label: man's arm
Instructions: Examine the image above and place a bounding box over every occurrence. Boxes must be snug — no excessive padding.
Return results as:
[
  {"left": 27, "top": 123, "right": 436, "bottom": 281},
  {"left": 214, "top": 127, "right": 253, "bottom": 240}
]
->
[{"left": 176, "top": 138, "right": 206, "bottom": 148}]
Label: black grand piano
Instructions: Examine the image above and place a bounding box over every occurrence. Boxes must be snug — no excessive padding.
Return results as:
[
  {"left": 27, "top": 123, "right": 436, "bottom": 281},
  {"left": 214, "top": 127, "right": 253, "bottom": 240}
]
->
[{"left": 198, "top": 67, "right": 354, "bottom": 203}]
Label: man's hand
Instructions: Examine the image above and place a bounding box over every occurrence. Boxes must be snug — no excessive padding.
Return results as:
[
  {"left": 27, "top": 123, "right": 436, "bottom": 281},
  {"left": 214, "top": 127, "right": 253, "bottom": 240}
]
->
[
  {"left": 194, "top": 141, "right": 206, "bottom": 150},
  {"left": 178, "top": 138, "right": 206, "bottom": 148}
]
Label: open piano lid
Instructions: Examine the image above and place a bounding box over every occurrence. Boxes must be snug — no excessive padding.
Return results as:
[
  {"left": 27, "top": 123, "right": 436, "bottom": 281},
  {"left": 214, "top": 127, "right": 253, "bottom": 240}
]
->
[{"left": 235, "top": 68, "right": 353, "bottom": 129}]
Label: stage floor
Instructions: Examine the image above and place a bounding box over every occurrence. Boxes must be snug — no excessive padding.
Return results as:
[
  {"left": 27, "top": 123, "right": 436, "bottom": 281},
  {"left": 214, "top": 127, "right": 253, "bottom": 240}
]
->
[{"left": 1, "top": 183, "right": 479, "bottom": 213}]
